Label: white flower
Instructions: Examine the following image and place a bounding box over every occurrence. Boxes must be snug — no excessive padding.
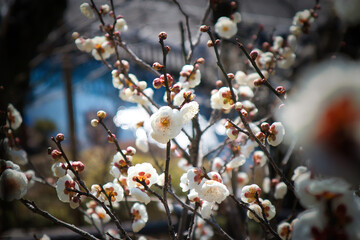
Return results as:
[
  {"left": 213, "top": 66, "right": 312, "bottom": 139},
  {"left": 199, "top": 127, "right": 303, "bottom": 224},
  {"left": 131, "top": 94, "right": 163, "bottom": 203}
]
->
[
  {"left": 135, "top": 128, "right": 149, "bottom": 153},
  {"left": 127, "top": 163, "right": 159, "bottom": 189},
  {"left": 198, "top": 180, "right": 229, "bottom": 204},
  {"left": 131, "top": 203, "right": 148, "bottom": 232},
  {"left": 115, "top": 18, "right": 128, "bottom": 32},
  {"left": 227, "top": 155, "right": 246, "bottom": 169},
  {"left": 242, "top": 100, "right": 258, "bottom": 117},
  {"left": 80, "top": 3, "right": 94, "bottom": 19},
  {"left": 110, "top": 151, "right": 130, "bottom": 178},
  {"left": 157, "top": 173, "right": 165, "bottom": 187},
  {"left": 291, "top": 166, "right": 308, "bottom": 181},
  {"left": 211, "top": 157, "right": 225, "bottom": 171},
  {"left": 180, "top": 102, "right": 199, "bottom": 124},
  {"left": 200, "top": 201, "right": 214, "bottom": 219},
  {"left": 188, "top": 189, "right": 200, "bottom": 202},
  {"left": 186, "top": 168, "right": 204, "bottom": 191},
  {"left": 291, "top": 209, "right": 325, "bottom": 239},
  {"left": 247, "top": 199, "right": 276, "bottom": 222},
  {"left": 241, "top": 184, "right": 261, "bottom": 203},
  {"left": 85, "top": 205, "right": 111, "bottom": 229},
  {"left": 7, "top": 104, "right": 22, "bottom": 130},
  {"left": 210, "top": 87, "right": 238, "bottom": 110},
  {"left": 257, "top": 51, "right": 275, "bottom": 69},
  {"left": 277, "top": 222, "right": 292, "bottom": 240},
  {"left": 75, "top": 38, "right": 94, "bottom": 53},
  {"left": 267, "top": 122, "right": 285, "bottom": 146},
  {"left": 179, "top": 65, "right": 201, "bottom": 89},
  {"left": 277, "top": 47, "right": 296, "bottom": 69},
  {"left": 102, "top": 182, "right": 124, "bottom": 204},
  {"left": 262, "top": 177, "right": 271, "bottom": 194},
  {"left": 215, "top": 17, "right": 237, "bottom": 39},
  {"left": 238, "top": 86, "right": 254, "bottom": 98},
  {"left": 150, "top": 106, "right": 183, "bottom": 144},
  {"left": 232, "top": 12, "right": 242, "bottom": 23},
  {"left": 273, "top": 36, "right": 284, "bottom": 51},
  {"left": 0, "top": 168, "right": 28, "bottom": 201},
  {"left": 253, "top": 151, "right": 267, "bottom": 167},
  {"left": 52, "top": 162, "right": 67, "bottom": 178},
  {"left": 130, "top": 187, "right": 150, "bottom": 205},
  {"left": 195, "top": 218, "right": 214, "bottom": 240},
  {"left": 274, "top": 182, "right": 287, "bottom": 199},
  {"left": 180, "top": 173, "right": 190, "bottom": 192},
  {"left": 56, "top": 174, "right": 80, "bottom": 208}
]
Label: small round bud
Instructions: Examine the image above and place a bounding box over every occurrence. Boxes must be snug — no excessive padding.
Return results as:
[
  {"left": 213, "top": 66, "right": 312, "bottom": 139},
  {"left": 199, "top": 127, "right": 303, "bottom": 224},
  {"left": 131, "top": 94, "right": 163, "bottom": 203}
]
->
[
  {"left": 207, "top": 40, "right": 213, "bottom": 47},
  {"left": 56, "top": 133, "right": 65, "bottom": 142},
  {"left": 256, "top": 132, "right": 265, "bottom": 141},
  {"left": 72, "top": 32, "right": 80, "bottom": 40},
  {"left": 240, "top": 109, "right": 248, "bottom": 117},
  {"left": 200, "top": 25, "right": 209, "bottom": 32},
  {"left": 216, "top": 80, "right": 223, "bottom": 88},
  {"left": 227, "top": 73, "right": 235, "bottom": 80},
  {"left": 250, "top": 50, "right": 258, "bottom": 61},
  {"left": 153, "top": 78, "right": 162, "bottom": 89},
  {"left": 158, "top": 31, "right": 167, "bottom": 40},
  {"left": 91, "top": 119, "right": 99, "bottom": 127},
  {"left": 97, "top": 110, "right": 107, "bottom": 119},
  {"left": 260, "top": 122, "right": 270, "bottom": 133},
  {"left": 152, "top": 62, "right": 163, "bottom": 70},
  {"left": 138, "top": 81, "right": 147, "bottom": 90},
  {"left": 126, "top": 146, "right": 136, "bottom": 156},
  {"left": 196, "top": 57, "right": 205, "bottom": 64},
  {"left": 164, "top": 45, "right": 171, "bottom": 52},
  {"left": 109, "top": 10, "right": 114, "bottom": 17},
  {"left": 262, "top": 42, "right": 270, "bottom": 50},
  {"left": 72, "top": 161, "right": 85, "bottom": 173},
  {"left": 183, "top": 91, "right": 195, "bottom": 101},
  {"left": 214, "top": 39, "right": 221, "bottom": 45},
  {"left": 276, "top": 86, "right": 286, "bottom": 95},
  {"left": 254, "top": 78, "right": 265, "bottom": 87},
  {"left": 107, "top": 134, "right": 117, "bottom": 143},
  {"left": 51, "top": 149, "right": 62, "bottom": 160},
  {"left": 235, "top": 102, "right": 243, "bottom": 111},
  {"left": 171, "top": 83, "right": 181, "bottom": 94}
]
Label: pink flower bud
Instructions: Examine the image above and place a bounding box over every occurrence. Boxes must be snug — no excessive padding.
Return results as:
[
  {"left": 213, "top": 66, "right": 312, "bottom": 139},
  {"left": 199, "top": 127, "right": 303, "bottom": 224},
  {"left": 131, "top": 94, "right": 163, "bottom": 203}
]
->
[
  {"left": 97, "top": 110, "right": 107, "bottom": 119},
  {"left": 261, "top": 122, "right": 270, "bottom": 133},
  {"left": 51, "top": 150, "right": 62, "bottom": 160},
  {"left": 200, "top": 25, "right": 209, "bottom": 32},
  {"left": 250, "top": 50, "right": 259, "bottom": 61},
  {"left": 56, "top": 133, "right": 65, "bottom": 142},
  {"left": 107, "top": 134, "right": 117, "bottom": 143},
  {"left": 72, "top": 161, "right": 85, "bottom": 172},
  {"left": 158, "top": 31, "right": 167, "bottom": 40}
]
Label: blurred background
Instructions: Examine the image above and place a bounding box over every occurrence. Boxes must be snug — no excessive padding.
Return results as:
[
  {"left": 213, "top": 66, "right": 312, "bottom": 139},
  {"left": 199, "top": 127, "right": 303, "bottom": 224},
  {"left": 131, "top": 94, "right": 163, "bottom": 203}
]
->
[{"left": 1, "top": 0, "right": 359, "bottom": 239}]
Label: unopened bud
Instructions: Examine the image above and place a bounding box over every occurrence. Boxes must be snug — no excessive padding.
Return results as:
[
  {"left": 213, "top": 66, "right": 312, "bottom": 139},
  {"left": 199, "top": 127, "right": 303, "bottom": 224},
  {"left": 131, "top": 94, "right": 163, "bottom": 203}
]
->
[
  {"left": 72, "top": 161, "right": 85, "bottom": 172},
  {"left": 271, "top": 178, "right": 279, "bottom": 187},
  {"left": 107, "top": 134, "right": 117, "bottom": 143},
  {"left": 158, "top": 31, "right": 167, "bottom": 40},
  {"left": 200, "top": 25, "right": 209, "bottom": 32},
  {"left": 214, "top": 39, "right": 221, "bottom": 45},
  {"left": 276, "top": 86, "right": 286, "bottom": 95},
  {"left": 164, "top": 45, "right": 171, "bottom": 53},
  {"left": 240, "top": 109, "right": 248, "bottom": 117},
  {"left": 196, "top": 57, "right": 205, "bottom": 64},
  {"left": 72, "top": 32, "right": 80, "bottom": 40},
  {"left": 256, "top": 132, "right": 266, "bottom": 141},
  {"left": 97, "top": 110, "right": 107, "bottom": 119},
  {"left": 91, "top": 119, "right": 99, "bottom": 127},
  {"left": 126, "top": 146, "right": 136, "bottom": 156},
  {"left": 152, "top": 62, "right": 163, "bottom": 70},
  {"left": 51, "top": 149, "right": 62, "bottom": 160},
  {"left": 235, "top": 102, "right": 243, "bottom": 111},
  {"left": 254, "top": 78, "right": 266, "bottom": 86},
  {"left": 216, "top": 80, "right": 223, "bottom": 88},
  {"left": 171, "top": 83, "right": 181, "bottom": 94},
  {"left": 227, "top": 73, "right": 235, "bottom": 80},
  {"left": 260, "top": 122, "right": 270, "bottom": 133},
  {"left": 250, "top": 50, "right": 258, "bottom": 61},
  {"left": 153, "top": 78, "right": 162, "bottom": 89},
  {"left": 56, "top": 133, "right": 65, "bottom": 142}
]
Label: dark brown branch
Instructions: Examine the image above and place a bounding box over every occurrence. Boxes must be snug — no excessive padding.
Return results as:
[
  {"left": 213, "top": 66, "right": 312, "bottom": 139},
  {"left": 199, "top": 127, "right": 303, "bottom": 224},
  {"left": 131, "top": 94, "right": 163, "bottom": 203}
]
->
[{"left": 21, "top": 199, "right": 99, "bottom": 240}]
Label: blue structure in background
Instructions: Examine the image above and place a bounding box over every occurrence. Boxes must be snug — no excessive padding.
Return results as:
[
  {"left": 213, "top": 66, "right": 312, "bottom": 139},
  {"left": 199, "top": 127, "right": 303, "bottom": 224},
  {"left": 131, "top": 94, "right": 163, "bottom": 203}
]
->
[{"left": 24, "top": 57, "right": 158, "bottom": 149}]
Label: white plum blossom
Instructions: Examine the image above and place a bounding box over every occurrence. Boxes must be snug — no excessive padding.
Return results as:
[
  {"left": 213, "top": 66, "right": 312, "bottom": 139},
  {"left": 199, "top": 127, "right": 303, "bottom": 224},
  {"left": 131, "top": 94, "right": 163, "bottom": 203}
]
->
[
  {"left": 195, "top": 218, "right": 214, "bottom": 240},
  {"left": 211, "top": 157, "right": 225, "bottom": 171},
  {"left": 130, "top": 187, "right": 151, "bottom": 205},
  {"left": 253, "top": 151, "right": 267, "bottom": 167},
  {"left": 51, "top": 162, "right": 67, "bottom": 178},
  {"left": 0, "top": 165, "right": 28, "bottom": 201},
  {"left": 262, "top": 177, "right": 271, "bottom": 194},
  {"left": 241, "top": 184, "right": 262, "bottom": 203},
  {"left": 131, "top": 203, "right": 148, "bottom": 232},
  {"left": 267, "top": 122, "right": 285, "bottom": 146},
  {"left": 179, "top": 65, "right": 201, "bottom": 89},
  {"left": 274, "top": 182, "right": 288, "bottom": 199},
  {"left": 200, "top": 201, "right": 214, "bottom": 219},
  {"left": 115, "top": 18, "right": 128, "bottom": 32},
  {"left": 236, "top": 172, "right": 249, "bottom": 187},
  {"left": 149, "top": 106, "right": 183, "bottom": 144},
  {"left": 56, "top": 174, "right": 80, "bottom": 208},
  {"left": 102, "top": 182, "right": 124, "bottom": 205},
  {"left": 277, "top": 222, "right": 292, "bottom": 240},
  {"left": 127, "top": 163, "right": 159, "bottom": 189},
  {"left": 180, "top": 173, "right": 190, "bottom": 192},
  {"left": 85, "top": 204, "right": 111, "bottom": 229},
  {"left": 215, "top": 17, "right": 238, "bottom": 39},
  {"left": 198, "top": 179, "right": 229, "bottom": 204},
  {"left": 188, "top": 189, "right": 200, "bottom": 202},
  {"left": 227, "top": 155, "right": 246, "bottom": 169},
  {"left": 186, "top": 168, "right": 204, "bottom": 191},
  {"left": 210, "top": 87, "right": 238, "bottom": 110},
  {"left": 75, "top": 37, "right": 94, "bottom": 53},
  {"left": 180, "top": 101, "right": 199, "bottom": 124},
  {"left": 238, "top": 85, "right": 254, "bottom": 98},
  {"left": 157, "top": 173, "right": 165, "bottom": 187},
  {"left": 291, "top": 166, "right": 308, "bottom": 181},
  {"left": 247, "top": 199, "right": 276, "bottom": 222},
  {"left": 80, "top": 3, "right": 94, "bottom": 18},
  {"left": 7, "top": 104, "right": 22, "bottom": 130}
]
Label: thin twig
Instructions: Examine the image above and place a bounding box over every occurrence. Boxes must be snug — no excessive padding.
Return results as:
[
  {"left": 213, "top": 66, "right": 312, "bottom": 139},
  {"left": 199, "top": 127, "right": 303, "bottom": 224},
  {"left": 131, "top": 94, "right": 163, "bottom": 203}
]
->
[{"left": 21, "top": 199, "right": 100, "bottom": 240}]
